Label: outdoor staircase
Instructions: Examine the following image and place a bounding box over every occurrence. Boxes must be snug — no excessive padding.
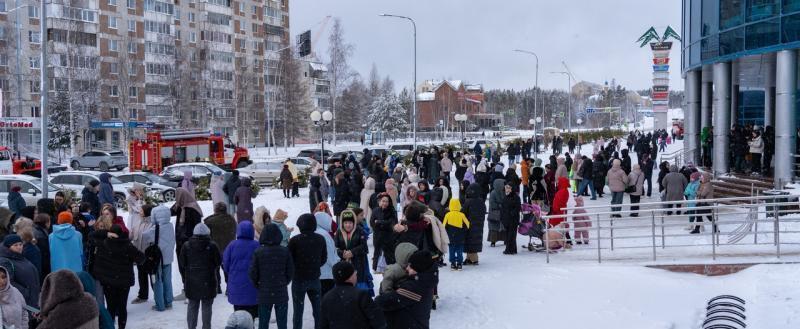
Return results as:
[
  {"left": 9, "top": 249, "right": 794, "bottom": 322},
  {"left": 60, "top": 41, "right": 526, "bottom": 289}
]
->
[{"left": 712, "top": 174, "right": 777, "bottom": 204}]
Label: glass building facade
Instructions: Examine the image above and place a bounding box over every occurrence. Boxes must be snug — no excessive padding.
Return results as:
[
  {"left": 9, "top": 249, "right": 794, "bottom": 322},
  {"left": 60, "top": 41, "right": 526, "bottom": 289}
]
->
[{"left": 683, "top": 0, "right": 800, "bottom": 72}]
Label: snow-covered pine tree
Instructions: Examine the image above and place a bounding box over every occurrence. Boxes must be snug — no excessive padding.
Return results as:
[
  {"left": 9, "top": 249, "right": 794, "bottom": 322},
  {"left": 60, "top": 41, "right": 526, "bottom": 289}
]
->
[
  {"left": 367, "top": 94, "right": 408, "bottom": 133},
  {"left": 48, "top": 90, "right": 72, "bottom": 150}
]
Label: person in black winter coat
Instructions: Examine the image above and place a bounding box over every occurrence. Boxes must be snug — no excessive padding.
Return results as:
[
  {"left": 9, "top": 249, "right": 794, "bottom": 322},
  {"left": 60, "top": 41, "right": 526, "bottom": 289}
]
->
[
  {"left": 370, "top": 194, "right": 397, "bottom": 268},
  {"left": 180, "top": 223, "right": 221, "bottom": 329},
  {"left": 501, "top": 183, "right": 522, "bottom": 255},
  {"left": 462, "top": 184, "right": 486, "bottom": 265},
  {"left": 375, "top": 250, "right": 437, "bottom": 329},
  {"left": 320, "top": 261, "right": 386, "bottom": 329},
  {"left": 90, "top": 224, "right": 145, "bottom": 329},
  {"left": 81, "top": 179, "right": 101, "bottom": 219},
  {"left": 309, "top": 175, "right": 323, "bottom": 212},
  {"left": 577, "top": 155, "right": 595, "bottom": 199},
  {"left": 223, "top": 170, "right": 242, "bottom": 215},
  {"left": 334, "top": 211, "right": 371, "bottom": 293},
  {"left": 427, "top": 188, "right": 446, "bottom": 221},
  {"left": 620, "top": 149, "right": 632, "bottom": 175},
  {"left": 288, "top": 214, "right": 327, "bottom": 329},
  {"left": 592, "top": 154, "right": 607, "bottom": 198},
  {"left": 249, "top": 223, "right": 294, "bottom": 328},
  {"left": 32, "top": 213, "right": 51, "bottom": 283},
  {"left": 657, "top": 161, "right": 669, "bottom": 194},
  {"left": 0, "top": 235, "right": 41, "bottom": 309},
  {"left": 504, "top": 166, "right": 521, "bottom": 194},
  {"left": 333, "top": 173, "right": 350, "bottom": 217},
  {"left": 640, "top": 154, "right": 655, "bottom": 197},
  {"left": 172, "top": 187, "right": 203, "bottom": 298}
]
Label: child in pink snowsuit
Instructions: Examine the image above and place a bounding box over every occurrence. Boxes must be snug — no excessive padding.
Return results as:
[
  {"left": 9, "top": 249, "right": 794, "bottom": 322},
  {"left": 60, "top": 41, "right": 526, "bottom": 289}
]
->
[{"left": 572, "top": 196, "right": 591, "bottom": 244}]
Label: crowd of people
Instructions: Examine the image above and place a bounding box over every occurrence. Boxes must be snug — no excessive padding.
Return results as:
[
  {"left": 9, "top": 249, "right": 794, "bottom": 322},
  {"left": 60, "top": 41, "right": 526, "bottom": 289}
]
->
[
  {"left": 700, "top": 124, "right": 776, "bottom": 176},
  {"left": 0, "top": 129, "right": 717, "bottom": 329}
]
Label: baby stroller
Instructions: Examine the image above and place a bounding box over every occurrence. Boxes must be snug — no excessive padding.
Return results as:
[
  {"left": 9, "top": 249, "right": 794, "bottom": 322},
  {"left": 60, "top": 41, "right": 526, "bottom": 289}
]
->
[{"left": 518, "top": 203, "right": 547, "bottom": 251}]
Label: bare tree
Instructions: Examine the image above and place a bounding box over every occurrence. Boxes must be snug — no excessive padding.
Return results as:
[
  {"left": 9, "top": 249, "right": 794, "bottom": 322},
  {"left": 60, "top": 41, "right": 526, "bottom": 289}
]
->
[
  {"left": 326, "top": 18, "right": 355, "bottom": 145},
  {"left": 277, "top": 51, "right": 311, "bottom": 146}
]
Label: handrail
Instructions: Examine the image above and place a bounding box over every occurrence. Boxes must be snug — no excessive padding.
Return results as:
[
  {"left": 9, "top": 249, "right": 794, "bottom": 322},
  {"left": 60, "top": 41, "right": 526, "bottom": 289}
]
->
[{"left": 559, "top": 194, "right": 792, "bottom": 212}]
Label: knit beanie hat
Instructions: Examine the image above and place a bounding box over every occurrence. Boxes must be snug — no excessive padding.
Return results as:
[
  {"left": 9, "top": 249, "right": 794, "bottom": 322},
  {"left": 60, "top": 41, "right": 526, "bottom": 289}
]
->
[
  {"left": 193, "top": 223, "right": 211, "bottom": 236},
  {"left": 408, "top": 250, "right": 434, "bottom": 273},
  {"left": 332, "top": 261, "right": 356, "bottom": 284},
  {"left": 57, "top": 211, "right": 74, "bottom": 225},
  {"left": 2, "top": 234, "right": 21, "bottom": 248}
]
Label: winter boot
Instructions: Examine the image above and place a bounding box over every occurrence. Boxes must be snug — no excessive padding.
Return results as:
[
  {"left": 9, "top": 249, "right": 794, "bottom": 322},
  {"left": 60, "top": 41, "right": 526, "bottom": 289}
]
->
[
  {"left": 450, "top": 263, "right": 457, "bottom": 271},
  {"left": 456, "top": 263, "right": 463, "bottom": 271}
]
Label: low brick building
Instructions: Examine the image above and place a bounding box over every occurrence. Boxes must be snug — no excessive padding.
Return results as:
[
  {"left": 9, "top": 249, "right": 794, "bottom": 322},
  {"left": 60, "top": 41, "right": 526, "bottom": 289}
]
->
[{"left": 416, "top": 80, "right": 498, "bottom": 131}]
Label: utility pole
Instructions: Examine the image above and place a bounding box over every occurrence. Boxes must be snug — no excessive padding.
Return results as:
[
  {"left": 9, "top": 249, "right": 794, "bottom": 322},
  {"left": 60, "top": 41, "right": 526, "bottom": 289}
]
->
[{"left": 40, "top": 0, "right": 49, "bottom": 195}]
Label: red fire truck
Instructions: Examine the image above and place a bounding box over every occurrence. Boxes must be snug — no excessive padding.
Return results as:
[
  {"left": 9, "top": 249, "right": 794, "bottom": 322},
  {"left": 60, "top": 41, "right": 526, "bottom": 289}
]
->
[
  {"left": 129, "top": 130, "right": 251, "bottom": 173},
  {"left": 0, "top": 146, "right": 41, "bottom": 176}
]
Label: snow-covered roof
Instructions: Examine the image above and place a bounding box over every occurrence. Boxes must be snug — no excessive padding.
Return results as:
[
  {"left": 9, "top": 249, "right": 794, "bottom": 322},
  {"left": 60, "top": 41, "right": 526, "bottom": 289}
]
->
[
  {"left": 465, "top": 84, "right": 482, "bottom": 91},
  {"left": 423, "top": 79, "right": 464, "bottom": 92},
  {"left": 588, "top": 94, "right": 601, "bottom": 101},
  {"left": 466, "top": 98, "right": 481, "bottom": 104},
  {"left": 309, "top": 62, "right": 328, "bottom": 72},
  {"left": 417, "top": 92, "right": 435, "bottom": 101}
]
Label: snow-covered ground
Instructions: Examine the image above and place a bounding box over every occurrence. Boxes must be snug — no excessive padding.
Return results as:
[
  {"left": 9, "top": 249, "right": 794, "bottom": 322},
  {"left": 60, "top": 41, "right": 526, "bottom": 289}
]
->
[{"left": 123, "top": 130, "right": 800, "bottom": 328}]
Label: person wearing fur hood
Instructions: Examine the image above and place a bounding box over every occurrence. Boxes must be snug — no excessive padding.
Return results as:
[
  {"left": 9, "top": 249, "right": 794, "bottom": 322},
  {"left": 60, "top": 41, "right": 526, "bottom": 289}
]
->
[
  {"left": 0, "top": 265, "right": 27, "bottom": 329},
  {"left": 37, "top": 270, "right": 99, "bottom": 329}
]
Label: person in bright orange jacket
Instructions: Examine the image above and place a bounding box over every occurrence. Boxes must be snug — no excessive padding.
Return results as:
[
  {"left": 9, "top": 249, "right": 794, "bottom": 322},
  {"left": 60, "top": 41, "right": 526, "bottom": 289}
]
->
[
  {"left": 442, "top": 199, "right": 470, "bottom": 270},
  {"left": 520, "top": 159, "right": 530, "bottom": 203}
]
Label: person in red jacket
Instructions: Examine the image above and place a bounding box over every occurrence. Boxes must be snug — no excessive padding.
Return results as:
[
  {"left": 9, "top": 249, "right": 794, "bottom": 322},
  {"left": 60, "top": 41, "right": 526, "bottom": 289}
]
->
[{"left": 549, "top": 176, "right": 572, "bottom": 245}]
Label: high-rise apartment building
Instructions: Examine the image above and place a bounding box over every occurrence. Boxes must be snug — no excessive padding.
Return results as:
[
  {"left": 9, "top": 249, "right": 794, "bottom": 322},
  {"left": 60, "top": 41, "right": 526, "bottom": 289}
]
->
[{"left": 0, "top": 0, "right": 290, "bottom": 153}]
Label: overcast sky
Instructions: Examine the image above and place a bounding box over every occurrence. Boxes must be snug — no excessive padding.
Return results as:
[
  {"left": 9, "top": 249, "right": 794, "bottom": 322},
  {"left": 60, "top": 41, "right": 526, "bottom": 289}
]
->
[{"left": 290, "top": 0, "right": 682, "bottom": 92}]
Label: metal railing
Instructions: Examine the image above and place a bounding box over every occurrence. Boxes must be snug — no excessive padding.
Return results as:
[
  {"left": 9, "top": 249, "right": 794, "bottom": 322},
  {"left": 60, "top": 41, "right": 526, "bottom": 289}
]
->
[
  {"left": 659, "top": 147, "right": 696, "bottom": 166},
  {"left": 539, "top": 194, "right": 800, "bottom": 263}
]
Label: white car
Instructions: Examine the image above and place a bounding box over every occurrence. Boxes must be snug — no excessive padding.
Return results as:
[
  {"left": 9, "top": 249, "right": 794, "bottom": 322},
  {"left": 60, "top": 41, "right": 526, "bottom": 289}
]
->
[
  {"left": 160, "top": 162, "right": 252, "bottom": 185},
  {"left": 115, "top": 172, "right": 177, "bottom": 202},
  {"left": 49, "top": 171, "right": 134, "bottom": 208},
  {"left": 0, "top": 175, "right": 64, "bottom": 207}
]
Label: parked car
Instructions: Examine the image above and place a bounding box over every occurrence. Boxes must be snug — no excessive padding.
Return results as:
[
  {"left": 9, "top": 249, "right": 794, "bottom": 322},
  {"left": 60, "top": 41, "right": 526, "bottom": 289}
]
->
[
  {"left": 160, "top": 162, "right": 251, "bottom": 186},
  {"left": 389, "top": 144, "right": 414, "bottom": 156},
  {"left": 297, "top": 149, "right": 332, "bottom": 160},
  {"left": 367, "top": 147, "right": 391, "bottom": 158},
  {"left": 49, "top": 171, "right": 130, "bottom": 208},
  {"left": 0, "top": 175, "right": 64, "bottom": 207},
  {"left": 239, "top": 162, "right": 284, "bottom": 187},
  {"left": 70, "top": 150, "right": 128, "bottom": 171},
  {"left": 115, "top": 172, "right": 177, "bottom": 202},
  {"left": 328, "top": 151, "right": 363, "bottom": 164}
]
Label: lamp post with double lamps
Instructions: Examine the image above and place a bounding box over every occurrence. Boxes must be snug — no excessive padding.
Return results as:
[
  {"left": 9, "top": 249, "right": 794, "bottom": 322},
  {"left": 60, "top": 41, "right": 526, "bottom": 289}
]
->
[{"left": 310, "top": 110, "right": 333, "bottom": 169}]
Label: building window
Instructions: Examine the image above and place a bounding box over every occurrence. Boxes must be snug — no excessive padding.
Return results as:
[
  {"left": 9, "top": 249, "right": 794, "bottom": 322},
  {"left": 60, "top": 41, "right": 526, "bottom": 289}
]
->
[
  {"left": 190, "top": 32, "right": 196, "bottom": 43},
  {"left": 129, "top": 64, "right": 136, "bottom": 76},
  {"left": 129, "top": 86, "right": 137, "bottom": 97},
  {"left": 721, "top": 0, "right": 744, "bottom": 30},
  {"left": 0, "top": 1, "right": 6, "bottom": 12},
  {"left": 29, "top": 80, "right": 40, "bottom": 93},
  {"left": 127, "top": 41, "right": 137, "bottom": 53},
  {"left": 127, "top": 0, "right": 135, "bottom": 9},
  {"left": 0, "top": 26, "right": 5, "bottom": 40},
  {"left": 0, "top": 54, "right": 7, "bottom": 66},
  {"left": 28, "top": 31, "right": 40, "bottom": 43},
  {"left": 129, "top": 108, "right": 137, "bottom": 120},
  {"left": 110, "top": 39, "right": 118, "bottom": 52},
  {"left": 175, "top": 9, "right": 180, "bottom": 20},
  {"left": 110, "top": 107, "right": 119, "bottom": 118},
  {"left": 745, "top": 17, "right": 780, "bottom": 49},
  {"left": 251, "top": 5, "right": 257, "bottom": 14},
  {"left": 110, "top": 62, "right": 119, "bottom": 74},
  {"left": 110, "top": 85, "right": 119, "bottom": 96},
  {"left": 128, "top": 20, "right": 136, "bottom": 32},
  {"left": 238, "top": 2, "right": 244, "bottom": 13},
  {"left": 189, "top": 12, "right": 195, "bottom": 22},
  {"left": 108, "top": 0, "right": 117, "bottom": 6},
  {"left": 109, "top": 16, "right": 118, "bottom": 29},
  {"left": 746, "top": 0, "right": 778, "bottom": 22},
  {"left": 30, "top": 106, "right": 40, "bottom": 117},
  {"left": 58, "top": 54, "right": 67, "bottom": 66},
  {"left": 28, "top": 5, "right": 38, "bottom": 18},
  {"left": 29, "top": 57, "right": 39, "bottom": 69}
]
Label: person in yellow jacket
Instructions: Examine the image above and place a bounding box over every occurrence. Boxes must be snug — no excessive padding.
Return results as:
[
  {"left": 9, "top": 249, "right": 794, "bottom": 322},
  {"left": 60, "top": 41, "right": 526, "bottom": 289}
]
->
[{"left": 442, "top": 199, "right": 470, "bottom": 270}]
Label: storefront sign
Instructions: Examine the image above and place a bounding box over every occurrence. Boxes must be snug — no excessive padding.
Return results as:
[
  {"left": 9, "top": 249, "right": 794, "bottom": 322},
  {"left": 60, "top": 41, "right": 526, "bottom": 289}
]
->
[
  {"left": 653, "top": 58, "right": 670, "bottom": 65},
  {"left": 91, "top": 121, "right": 157, "bottom": 129},
  {"left": 653, "top": 64, "right": 670, "bottom": 72},
  {"left": 652, "top": 86, "right": 669, "bottom": 92},
  {"left": 0, "top": 117, "right": 40, "bottom": 129}
]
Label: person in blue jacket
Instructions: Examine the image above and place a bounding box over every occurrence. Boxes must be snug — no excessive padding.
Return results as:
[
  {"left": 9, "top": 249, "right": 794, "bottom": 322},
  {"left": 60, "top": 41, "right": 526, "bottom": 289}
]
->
[
  {"left": 223, "top": 221, "right": 260, "bottom": 320},
  {"left": 7, "top": 186, "right": 26, "bottom": 220},
  {"left": 98, "top": 173, "right": 116, "bottom": 207},
  {"left": 49, "top": 211, "right": 84, "bottom": 272}
]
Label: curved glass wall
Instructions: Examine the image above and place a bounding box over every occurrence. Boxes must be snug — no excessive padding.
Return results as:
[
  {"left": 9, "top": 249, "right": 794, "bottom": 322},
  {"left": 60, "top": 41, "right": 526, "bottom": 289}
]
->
[{"left": 682, "top": 0, "right": 800, "bottom": 72}]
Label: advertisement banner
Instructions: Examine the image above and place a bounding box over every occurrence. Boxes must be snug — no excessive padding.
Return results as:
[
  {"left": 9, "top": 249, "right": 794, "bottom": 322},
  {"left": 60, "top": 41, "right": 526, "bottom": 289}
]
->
[
  {"left": 652, "top": 71, "right": 670, "bottom": 79},
  {"left": 653, "top": 58, "right": 670, "bottom": 65},
  {"left": 0, "top": 117, "right": 40, "bottom": 129},
  {"left": 652, "top": 50, "right": 670, "bottom": 58},
  {"left": 652, "top": 93, "right": 669, "bottom": 100},
  {"left": 90, "top": 121, "right": 156, "bottom": 129},
  {"left": 650, "top": 42, "right": 673, "bottom": 51},
  {"left": 652, "top": 100, "right": 669, "bottom": 105},
  {"left": 653, "top": 64, "right": 670, "bottom": 72},
  {"left": 652, "top": 86, "right": 669, "bottom": 92}
]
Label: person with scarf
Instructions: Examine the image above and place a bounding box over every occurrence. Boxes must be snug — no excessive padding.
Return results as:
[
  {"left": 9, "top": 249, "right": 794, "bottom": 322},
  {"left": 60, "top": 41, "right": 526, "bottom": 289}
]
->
[
  {"left": 181, "top": 170, "right": 196, "bottom": 196},
  {"left": 126, "top": 183, "right": 151, "bottom": 304},
  {"left": 171, "top": 187, "right": 203, "bottom": 301},
  {"left": 0, "top": 264, "right": 27, "bottom": 329},
  {"left": 487, "top": 178, "right": 506, "bottom": 247},
  {"left": 369, "top": 193, "right": 397, "bottom": 271},
  {"left": 334, "top": 210, "right": 371, "bottom": 295},
  {"left": 210, "top": 172, "right": 226, "bottom": 209}
]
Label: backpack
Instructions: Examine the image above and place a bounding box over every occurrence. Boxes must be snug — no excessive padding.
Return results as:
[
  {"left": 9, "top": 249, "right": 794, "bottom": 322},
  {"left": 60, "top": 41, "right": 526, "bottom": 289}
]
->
[{"left": 141, "top": 223, "right": 162, "bottom": 274}]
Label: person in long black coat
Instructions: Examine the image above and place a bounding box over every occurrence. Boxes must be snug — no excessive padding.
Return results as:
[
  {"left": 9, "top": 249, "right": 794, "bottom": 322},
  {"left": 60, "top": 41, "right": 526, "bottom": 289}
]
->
[
  {"left": 332, "top": 173, "right": 350, "bottom": 217},
  {"left": 474, "top": 166, "right": 491, "bottom": 200},
  {"left": 369, "top": 194, "right": 397, "bottom": 268},
  {"left": 592, "top": 154, "right": 607, "bottom": 198},
  {"left": 320, "top": 261, "right": 386, "bottom": 329},
  {"left": 0, "top": 235, "right": 41, "bottom": 309},
  {"left": 179, "top": 223, "right": 221, "bottom": 329},
  {"left": 90, "top": 224, "right": 145, "bottom": 329},
  {"left": 501, "top": 183, "right": 522, "bottom": 255},
  {"left": 462, "top": 184, "right": 486, "bottom": 265},
  {"left": 309, "top": 175, "right": 323, "bottom": 212},
  {"left": 249, "top": 223, "right": 294, "bottom": 328},
  {"left": 334, "top": 212, "right": 370, "bottom": 293},
  {"left": 427, "top": 188, "right": 446, "bottom": 221}
]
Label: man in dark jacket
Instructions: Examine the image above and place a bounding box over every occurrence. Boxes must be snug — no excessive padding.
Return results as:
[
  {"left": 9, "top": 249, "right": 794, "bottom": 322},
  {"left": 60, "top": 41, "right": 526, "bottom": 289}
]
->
[
  {"left": 640, "top": 154, "right": 655, "bottom": 197},
  {"left": 98, "top": 173, "right": 116, "bottom": 207},
  {"left": 250, "top": 223, "right": 294, "bottom": 329},
  {"left": 375, "top": 250, "right": 437, "bottom": 329},
  {"left": 288, "top": 214, "right": 327, "bottom": 329},
  {"left": 180, "top": 223, "right": 221, "bottom": 329},
  {"left": 81, "top": 179, "right": 101, "bottom": 218},
  {"left": 462, "top": 184, "right": 486, "bottom": 265},
  {"left": 577, "top": 155, "right": 596, "bottom": 200},
  {"left": 32, "top": 213, "right": 51, "bottom": 283},
  {"left": 321, "top": 261, "right": 386, "bottom": 329},
  {"left": 204, "top": 202, "right": 236, "bottom": 293},
  {"left": 223, "top": 170, "right": 242, "bottom": 215},
  {"left": 427, "top": 188, "right": 446, "bottom": 221}
]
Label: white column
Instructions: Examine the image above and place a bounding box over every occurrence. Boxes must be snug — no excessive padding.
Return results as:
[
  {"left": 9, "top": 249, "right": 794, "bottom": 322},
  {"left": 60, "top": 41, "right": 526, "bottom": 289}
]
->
[
  {"left": 685, "top": 70, "right": 702, "bottom": 165},
  {"left": 701, "top": 81, "right": 713, "bottom": 129},
  {"left": 713, "top": 62, "right": 731, "bottom": 176},
  {"left": 774, "top": 50, "right": 797, "bottom": 188}
]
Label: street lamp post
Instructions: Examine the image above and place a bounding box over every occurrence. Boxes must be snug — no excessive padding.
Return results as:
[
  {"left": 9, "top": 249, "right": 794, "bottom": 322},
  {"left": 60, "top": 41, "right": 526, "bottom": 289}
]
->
[
  {"left": 380, "top": 14, "right": 417, "bottom": 150},
  {"left": 310, "top": 110, "right": 333, "bottom": 169},
  {"left": 455, "top": 114, "right": 467, "bottom": 142},
  {"left": 528, "top": 116, "right": 542, "bottom": 159},
  {"left": 513, "top": 49, "right": 539, "bottom": 132},
  {"left": 552, "top": 71, "right": 572, "bottom": 133},
  {"left": 576, "top": 118, "right": 583, "bottom": 152}
]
